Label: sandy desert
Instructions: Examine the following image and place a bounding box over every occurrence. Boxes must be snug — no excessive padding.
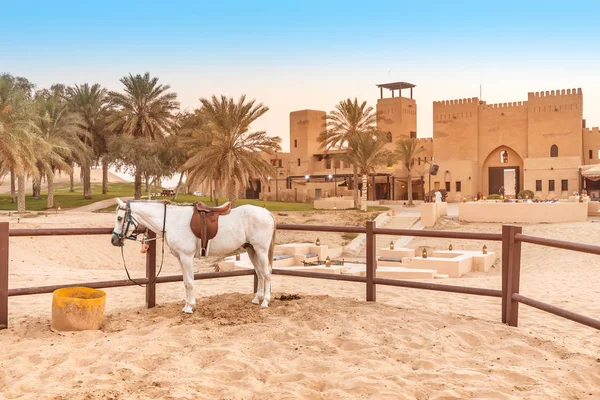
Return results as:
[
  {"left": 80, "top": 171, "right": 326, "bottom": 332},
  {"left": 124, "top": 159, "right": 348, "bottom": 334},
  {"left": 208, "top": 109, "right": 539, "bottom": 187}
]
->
[{"left": 0, "top": 208, "right": 599, "bottom": 399}]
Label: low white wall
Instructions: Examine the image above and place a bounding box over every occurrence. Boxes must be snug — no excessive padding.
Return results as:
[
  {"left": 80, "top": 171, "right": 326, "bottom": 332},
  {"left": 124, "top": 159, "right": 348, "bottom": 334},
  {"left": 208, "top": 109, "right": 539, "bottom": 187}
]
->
[
  {"left": 313, "top": 198, "right": 355, "bottom": 209},
  {"left": 458, "top": 202, "right": 588, "bottom": 223},
  {"left": 420, "top": 202, "right": 447, "bottom": 227},
  {"left": 589, "top": 201, "right": 600, "bottom": 216}
]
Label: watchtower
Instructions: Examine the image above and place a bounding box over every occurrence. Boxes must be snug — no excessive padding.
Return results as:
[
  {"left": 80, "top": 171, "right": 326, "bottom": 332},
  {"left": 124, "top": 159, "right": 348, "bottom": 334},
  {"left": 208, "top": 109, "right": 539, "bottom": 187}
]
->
[{"left": 376, "top": 82, "right": 417, "bottom": 144}]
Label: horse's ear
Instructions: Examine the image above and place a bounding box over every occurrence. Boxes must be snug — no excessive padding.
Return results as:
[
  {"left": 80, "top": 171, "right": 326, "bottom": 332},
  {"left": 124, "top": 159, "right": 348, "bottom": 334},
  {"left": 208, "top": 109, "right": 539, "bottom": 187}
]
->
[{"left": 115, "top": 198, "right": 125, "bottom": 207}]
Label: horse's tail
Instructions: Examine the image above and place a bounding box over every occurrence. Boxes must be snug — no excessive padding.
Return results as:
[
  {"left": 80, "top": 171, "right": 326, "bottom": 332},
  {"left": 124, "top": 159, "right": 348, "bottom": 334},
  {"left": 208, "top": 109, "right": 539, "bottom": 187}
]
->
[{"left": 268, "top": 212, "right": 276, "bottom": 269}]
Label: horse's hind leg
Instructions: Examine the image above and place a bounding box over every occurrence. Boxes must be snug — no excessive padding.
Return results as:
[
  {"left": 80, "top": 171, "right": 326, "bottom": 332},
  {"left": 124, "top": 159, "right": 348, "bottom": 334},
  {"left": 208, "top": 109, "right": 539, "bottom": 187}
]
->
[
  {"left": 178, "top": 253, "right": 196, "bottom": 314},
  {"left": 246, "top": 247, "right": 265, "bottom": 305},
  {"left": 254, "top": 248, "right": 272, "bottom": 308}
]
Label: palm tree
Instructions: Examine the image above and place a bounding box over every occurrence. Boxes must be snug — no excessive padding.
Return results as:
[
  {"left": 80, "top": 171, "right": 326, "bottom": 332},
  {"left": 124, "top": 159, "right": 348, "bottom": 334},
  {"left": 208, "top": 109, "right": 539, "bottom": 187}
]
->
[
  {"left": 318, "top": 98, "right": 379, "bottom": 210},
  {"left": 337, "top": 130, "right": 396, "bottom": 211},
  {"left": 67, "top": 83, "right": 110, "bottom": 196},
  {"left": 33, "top": 90, "right": 91, "bottom": 208},
  {"left": 395, "top": 138, "right": 425, "bottom": 206},
  {"left": 181, "top": 95, "right": 281, "bottom": 207},
  {"left": 0, "top": 74, "right": 38, "bottom": 212},
  {"left": 108, "top": 73, "right": 179, "bottom": 199}
]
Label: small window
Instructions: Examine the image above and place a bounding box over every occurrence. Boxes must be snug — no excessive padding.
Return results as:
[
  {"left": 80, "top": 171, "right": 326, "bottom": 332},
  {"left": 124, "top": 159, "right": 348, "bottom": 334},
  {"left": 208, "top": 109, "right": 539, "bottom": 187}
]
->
[
  {"left": 297, "top": 158, "right": 301, "bottom": 167},
  {"left": 549, "top": 180, "right": 555, "bottom": 191},
  {"left": 455, "top": 181, "right": 462, "bottom": 192},
  {"left": 334, "top": 159, "right": 341, "bottom": 169},
  {"left": 386, "top": 132, "right": 392, "bottom": 142},
  {"left": 410, "top": 131, "right": 417, "bottom": 139},
  {"left": 536, "top": 180, "right": 542, "bottom": 191},
  {"left": 294, "top": 139, "right": 298, "bottom": 148},
  {"left": 590, "top": 150, "right": 593, "bottom": 160},
  {"left": 445, "top": 182, "right": 451, "bottom": 192},
  {"left": 278, "top": 160, "right": 282, "bottom": 168},
  {"left": 325, "top": 158, "right": 331, "bottom": 169},
  {"left": 561, "top": 179, "right": 568, "bottom": 191},
  {"left": 550, "top": 145, "right": 558, "bottom": 157},
  {"left": 418, "top": 157, "right": 421, "bottom": 165}
]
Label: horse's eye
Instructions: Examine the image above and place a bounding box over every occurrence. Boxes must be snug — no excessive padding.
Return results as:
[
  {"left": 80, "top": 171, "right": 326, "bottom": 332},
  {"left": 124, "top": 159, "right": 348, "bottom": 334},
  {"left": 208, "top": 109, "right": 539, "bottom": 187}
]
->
[{"left": 117, "top": 216, "right": 123, "bottom": 222}]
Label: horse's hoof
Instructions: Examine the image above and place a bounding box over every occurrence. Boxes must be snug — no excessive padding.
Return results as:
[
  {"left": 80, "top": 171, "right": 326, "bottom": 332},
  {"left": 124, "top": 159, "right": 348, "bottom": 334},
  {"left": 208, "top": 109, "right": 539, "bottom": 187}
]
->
[
  {"left": 251, "top": 297, "right": 260, "bottom": 305},
  {"left": 260, "top": 302, "right": 269, "bottom": 308},
  {"left": 182, "top": 305, "right": 193, "bottom": 314}
]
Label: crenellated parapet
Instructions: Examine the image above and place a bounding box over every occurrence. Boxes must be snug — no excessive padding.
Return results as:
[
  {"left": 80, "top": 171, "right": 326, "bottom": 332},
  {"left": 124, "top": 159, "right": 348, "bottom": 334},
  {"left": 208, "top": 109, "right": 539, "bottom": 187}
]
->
[
  {"left": 527, "top": 88, "right": 582, "bottom": 99},
  {"left": 433, "top": 97, "right": 478, "bottom": 106},
  {"left": 583, "top": 127, "right": 600, "bottom": 135},
  {"left": 479, "top": 101, "right": 527, "bottom": 109}
]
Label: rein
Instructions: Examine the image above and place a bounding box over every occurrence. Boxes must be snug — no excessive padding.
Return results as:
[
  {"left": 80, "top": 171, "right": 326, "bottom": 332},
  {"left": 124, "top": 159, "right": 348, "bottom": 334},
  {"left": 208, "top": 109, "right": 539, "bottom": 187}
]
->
[{"left": 117, "top": 201, "right": 167, "bottom": 287}]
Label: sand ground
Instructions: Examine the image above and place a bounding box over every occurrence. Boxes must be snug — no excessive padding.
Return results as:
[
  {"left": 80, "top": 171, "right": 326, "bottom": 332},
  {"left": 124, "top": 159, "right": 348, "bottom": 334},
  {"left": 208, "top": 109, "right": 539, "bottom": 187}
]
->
[{"left": 0, "top": 209, "right": 598, "bottom": 399}]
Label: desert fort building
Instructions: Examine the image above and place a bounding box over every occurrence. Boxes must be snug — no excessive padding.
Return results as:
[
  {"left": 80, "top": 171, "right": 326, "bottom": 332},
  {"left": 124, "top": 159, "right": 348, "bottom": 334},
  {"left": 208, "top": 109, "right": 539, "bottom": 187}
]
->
[{"left": 199, "top": 82, "right": 600, "bottom": 203}]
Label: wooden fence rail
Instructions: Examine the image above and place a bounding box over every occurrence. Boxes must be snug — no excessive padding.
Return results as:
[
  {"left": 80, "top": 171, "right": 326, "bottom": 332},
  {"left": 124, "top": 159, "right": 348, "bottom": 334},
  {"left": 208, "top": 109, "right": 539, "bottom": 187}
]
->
[{"left": 0, "top": 221, "right": 598, "bottom": 331}]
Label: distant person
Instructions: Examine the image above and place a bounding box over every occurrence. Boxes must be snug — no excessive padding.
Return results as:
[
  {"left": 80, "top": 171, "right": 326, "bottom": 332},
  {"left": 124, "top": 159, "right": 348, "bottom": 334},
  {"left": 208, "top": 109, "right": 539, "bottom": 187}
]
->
[
  {"left": 434, "top": 190, "right": 442, "bottom": 203},
  {"left": 499, "top": 185, "right": 505, "bottom": 197}
]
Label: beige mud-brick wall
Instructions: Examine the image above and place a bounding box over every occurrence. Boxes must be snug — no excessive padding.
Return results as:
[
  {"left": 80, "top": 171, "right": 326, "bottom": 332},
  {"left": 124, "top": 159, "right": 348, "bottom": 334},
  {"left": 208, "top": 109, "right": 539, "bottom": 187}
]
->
[
  {"left": 289, "top": 109, "right": 326, "bottom": 176},
  {"left": 582, "top": 127, "right": 600, "bottom": 165},
  {"left": 523, "top": 156, "right": 581, "bottom": 199},
  {"left": 526, "top": 89, "right": 583, "bottom": 158},
  {"left": 432, "top": 160, "right": 480, "bottom": 201},
  {"left": 377, "top": 96, "right": 417, "bottom": 147},
  {"left": 477, "top": 101, "right": 528, "bottom": 164},
  {"left": 433, "top": 98, "right": 479, "bottom": 162}
]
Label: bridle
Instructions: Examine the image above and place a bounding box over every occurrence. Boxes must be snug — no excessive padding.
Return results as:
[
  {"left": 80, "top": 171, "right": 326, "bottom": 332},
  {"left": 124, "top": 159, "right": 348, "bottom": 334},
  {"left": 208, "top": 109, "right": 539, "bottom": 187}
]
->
[
  {"left": 113, "top": 201, "right": 141, "bottom": 242},
  {"left": 114, "top": 201, "right": 167, "bottom": 287}
]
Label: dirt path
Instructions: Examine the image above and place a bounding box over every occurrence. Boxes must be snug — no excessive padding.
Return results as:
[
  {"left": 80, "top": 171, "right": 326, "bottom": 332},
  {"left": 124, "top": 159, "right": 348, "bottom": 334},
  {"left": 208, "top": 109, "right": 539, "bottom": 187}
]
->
[{"left": 65, "top": 197, "right": 134, "bottom": 213}]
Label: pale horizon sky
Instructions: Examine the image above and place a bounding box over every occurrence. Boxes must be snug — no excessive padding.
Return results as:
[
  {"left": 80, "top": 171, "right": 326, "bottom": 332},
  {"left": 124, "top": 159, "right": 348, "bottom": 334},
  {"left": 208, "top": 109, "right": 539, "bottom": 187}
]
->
[{"left": 2, "top": 1, "right": 599, "bottom": 152}]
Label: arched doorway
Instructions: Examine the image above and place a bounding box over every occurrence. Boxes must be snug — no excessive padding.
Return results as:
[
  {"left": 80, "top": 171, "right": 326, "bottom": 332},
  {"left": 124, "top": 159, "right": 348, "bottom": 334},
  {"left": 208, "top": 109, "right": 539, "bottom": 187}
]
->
[{"left": 481, "top": 146, "right": 524, "bottom": 197}]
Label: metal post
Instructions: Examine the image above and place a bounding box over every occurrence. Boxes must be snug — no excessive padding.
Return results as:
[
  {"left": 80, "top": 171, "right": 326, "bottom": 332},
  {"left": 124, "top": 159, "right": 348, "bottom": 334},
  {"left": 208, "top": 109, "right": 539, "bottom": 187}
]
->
[
  {"left": 366, "top": 220, "right": 377, "bottom": 302},
  {"left": 502, "top": 225, "right": 522, "bottom": 326},
  {"left": 145, "top": 230, "right": 157, "bottom": 308},
  {"left": 0, "top": 222, "right": 9, "bottom": 329},
  {"left": 334, "top": 166, "right": 337, "bottom": 197}
]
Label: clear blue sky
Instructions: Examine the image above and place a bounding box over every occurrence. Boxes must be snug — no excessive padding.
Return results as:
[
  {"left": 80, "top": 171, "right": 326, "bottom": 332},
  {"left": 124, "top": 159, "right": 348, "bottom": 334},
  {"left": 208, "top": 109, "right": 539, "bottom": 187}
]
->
[{"left": 2, "top": 0, "right": 599, "bottom": 150}]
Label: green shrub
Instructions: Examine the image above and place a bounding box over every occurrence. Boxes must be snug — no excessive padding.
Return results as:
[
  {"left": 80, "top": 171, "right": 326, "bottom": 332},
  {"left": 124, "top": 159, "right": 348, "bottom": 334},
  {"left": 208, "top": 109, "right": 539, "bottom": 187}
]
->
[
  {"left": 487, "top": 194, "right": 501, "bottom": 200},
  {"left": 518, "top": 190, "right": 534, "bottom": 199}
]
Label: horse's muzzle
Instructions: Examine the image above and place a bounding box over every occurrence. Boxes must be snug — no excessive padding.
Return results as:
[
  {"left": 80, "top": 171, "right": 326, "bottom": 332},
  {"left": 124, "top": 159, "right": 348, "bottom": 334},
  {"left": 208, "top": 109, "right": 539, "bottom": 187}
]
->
[{"left": 111, "top": 234, "right": 124, "bottom": 247}]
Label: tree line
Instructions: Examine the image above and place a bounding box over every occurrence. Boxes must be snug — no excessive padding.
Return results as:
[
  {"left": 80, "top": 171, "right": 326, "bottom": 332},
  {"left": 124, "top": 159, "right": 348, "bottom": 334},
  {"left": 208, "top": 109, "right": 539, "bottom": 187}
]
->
[{"left": 0, "top": 73, "right": 282, "bottom": 212}]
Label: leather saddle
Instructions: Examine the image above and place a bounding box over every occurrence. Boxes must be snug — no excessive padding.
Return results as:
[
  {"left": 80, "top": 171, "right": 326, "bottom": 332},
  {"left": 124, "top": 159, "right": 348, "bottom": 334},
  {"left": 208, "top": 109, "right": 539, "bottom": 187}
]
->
[{"left": 190, "top": 201, "right": 232, "bottom": 256}]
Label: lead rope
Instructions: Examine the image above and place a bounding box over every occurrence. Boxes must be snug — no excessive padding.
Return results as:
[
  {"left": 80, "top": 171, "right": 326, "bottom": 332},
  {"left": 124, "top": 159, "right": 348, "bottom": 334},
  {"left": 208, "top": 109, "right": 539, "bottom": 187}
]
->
[{"left": 121, "top": 202, "right": 167, "bottom": 287}]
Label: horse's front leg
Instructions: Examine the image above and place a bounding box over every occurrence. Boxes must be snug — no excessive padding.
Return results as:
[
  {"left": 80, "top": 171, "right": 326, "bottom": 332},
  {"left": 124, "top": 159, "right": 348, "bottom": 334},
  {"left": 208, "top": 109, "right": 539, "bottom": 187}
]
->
[{"left": 178, "top": 253, "right": 196, "bottom": 314}]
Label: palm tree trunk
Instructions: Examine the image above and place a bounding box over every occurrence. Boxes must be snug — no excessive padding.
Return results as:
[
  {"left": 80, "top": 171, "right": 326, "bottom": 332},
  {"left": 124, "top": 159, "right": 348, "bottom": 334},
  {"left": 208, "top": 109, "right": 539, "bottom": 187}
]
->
[
  {"left": 83, "top": 165, "right": 92, "bottom": 199},
  {"left": 361, "top": 174, "right": 368, "bottom": 211},
  {"left": 102, "top": 159, "right": 109, "bottom": 194},
  {"left": 173, "top": 171, "right": 185, "bottom": 201},
  {"left": 17, "top": 173, "right": 26, "bottom": 213},
  {"left": 353, "top": 165, "right": 359, "bottom": 210},
  {"left": 227, "top": 180, "right": 237, "bottom": 208},
  {"left": 10, "top": 168, "right": 16, "bottom": 203},
  {"left": 407, "top": 169, "right": 413, "bottom": 206},
  {"left": 134, "top": 168, "right": 142, "bottom": 200},
  {"left": 47, "top": 171, "right": 55, "bottom": 209},
  {"left": 32, "top": 177, "right": 41, "bottom": 200},
  {"left": 69, "top": 164, "right": 74, "bottom": 192}
]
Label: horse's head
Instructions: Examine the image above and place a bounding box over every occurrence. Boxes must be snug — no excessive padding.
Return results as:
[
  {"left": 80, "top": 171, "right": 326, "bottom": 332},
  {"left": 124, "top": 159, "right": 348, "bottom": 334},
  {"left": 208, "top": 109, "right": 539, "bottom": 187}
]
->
[{"left": 111, "top": 198, "right": 128, "bottom": 247}]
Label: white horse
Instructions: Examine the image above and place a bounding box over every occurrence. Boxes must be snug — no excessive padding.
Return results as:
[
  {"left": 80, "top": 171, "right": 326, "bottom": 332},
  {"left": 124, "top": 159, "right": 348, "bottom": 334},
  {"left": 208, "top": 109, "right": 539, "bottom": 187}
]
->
[{"left": 110, "top": 198, "right": 276, "bottom": 312}]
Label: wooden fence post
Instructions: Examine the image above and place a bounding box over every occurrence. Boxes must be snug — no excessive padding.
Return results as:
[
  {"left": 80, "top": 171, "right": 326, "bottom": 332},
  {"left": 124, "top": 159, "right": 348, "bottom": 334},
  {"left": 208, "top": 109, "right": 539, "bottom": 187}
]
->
[
  {"left": 145, "top": 230, "right": 157, "bottom": 308},
  {"left": 502, "top": 225, "right": 522, "bottom": 327},
  {"left": 366, "top": 220, "right": 376, "bottom": 302},
  {"left": 253, "top": 271, "right": 258, "bottom": 294},
  {"left": 0, "top": 222, "right": 8, "bottom": 329}
]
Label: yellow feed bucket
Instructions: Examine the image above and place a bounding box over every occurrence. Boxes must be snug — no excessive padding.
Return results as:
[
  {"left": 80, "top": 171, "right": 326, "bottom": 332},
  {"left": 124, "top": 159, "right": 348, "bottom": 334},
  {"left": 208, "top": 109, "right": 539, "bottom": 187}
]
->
[{"left": 51, "top": 287, "right": 106, "bottom": 331}]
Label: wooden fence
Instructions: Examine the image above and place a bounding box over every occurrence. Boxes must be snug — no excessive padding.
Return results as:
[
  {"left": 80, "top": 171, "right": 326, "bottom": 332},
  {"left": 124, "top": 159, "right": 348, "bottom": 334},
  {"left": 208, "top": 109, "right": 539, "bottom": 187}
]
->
[{"left": 0, "top": 221, "right": 598, "bottom": 331}]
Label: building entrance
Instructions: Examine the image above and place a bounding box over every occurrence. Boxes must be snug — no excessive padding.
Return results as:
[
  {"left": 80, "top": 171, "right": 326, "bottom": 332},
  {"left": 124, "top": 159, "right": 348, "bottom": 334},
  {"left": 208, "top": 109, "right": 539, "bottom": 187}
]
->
[{"left": 488, "top": 166, "right": 520, "bottom": 197}]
